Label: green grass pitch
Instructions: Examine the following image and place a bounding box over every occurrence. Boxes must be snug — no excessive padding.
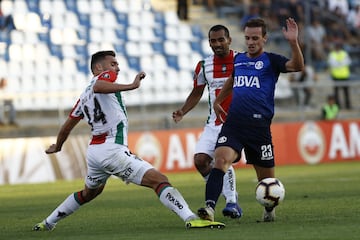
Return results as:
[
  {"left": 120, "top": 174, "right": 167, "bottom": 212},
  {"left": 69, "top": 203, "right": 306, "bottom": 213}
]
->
[{"left": 1, "top": 161, "right": 359, "bottom": 240}]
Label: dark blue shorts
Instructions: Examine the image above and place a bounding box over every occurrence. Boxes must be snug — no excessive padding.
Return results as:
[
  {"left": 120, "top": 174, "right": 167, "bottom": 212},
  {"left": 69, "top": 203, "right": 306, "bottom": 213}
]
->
[{"left": 215, "top": 123, "right": 275, "bottom": 168}]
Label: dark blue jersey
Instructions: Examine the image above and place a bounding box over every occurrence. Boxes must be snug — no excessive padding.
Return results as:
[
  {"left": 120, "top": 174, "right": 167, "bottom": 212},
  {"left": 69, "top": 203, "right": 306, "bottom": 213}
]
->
[{"left": 227, "top": 52, "right": 289, "bottom": 127}]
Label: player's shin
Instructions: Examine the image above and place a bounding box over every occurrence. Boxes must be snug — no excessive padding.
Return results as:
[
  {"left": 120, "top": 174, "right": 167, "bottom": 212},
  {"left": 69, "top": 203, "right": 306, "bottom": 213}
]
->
[
  {"left": 222, "top": 166, "right": 237, "bottom": 203},
  {"left": 205, "top": 168, "right": 225, "bottom": 210},
  {"left": 45, "top": 192, "right": 84, "bottom": 226},
  {"left": 158, "top": 186, "right": 196, "bottom": 221}
]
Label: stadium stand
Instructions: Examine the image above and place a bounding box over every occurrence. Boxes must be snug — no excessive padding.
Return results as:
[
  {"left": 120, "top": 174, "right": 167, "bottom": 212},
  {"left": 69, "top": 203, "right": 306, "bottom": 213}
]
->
[
  {"left": 0, "top": 0, "right": 208, "bottom": 110},
  {"left": 0, "top": 0, "right": 359, "bottom": 134}
]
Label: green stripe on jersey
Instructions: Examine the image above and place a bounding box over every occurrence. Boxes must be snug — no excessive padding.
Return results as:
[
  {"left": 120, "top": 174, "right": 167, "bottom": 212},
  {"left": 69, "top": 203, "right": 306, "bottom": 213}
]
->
[
  {"left": 115, "top": 92, "right": 127, "bottom": 117},
  {"left": 115, "top": 121, "right": 125, "bottom": 144}
]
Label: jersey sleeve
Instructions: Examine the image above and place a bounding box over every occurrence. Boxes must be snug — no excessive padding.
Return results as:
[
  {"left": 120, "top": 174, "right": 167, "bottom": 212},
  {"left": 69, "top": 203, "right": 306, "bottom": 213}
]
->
[
  {"left": 193, "top": 60, "right": 206, "bottom": 87},
  {"left": 267, "top": 52, "right": 289, "bottom": 73},
  {"left": 69, "top": 99, "right": 84, "bottom": 119},
  {"left": 97, "top": 70, "right": 117, "bottom": 83}
]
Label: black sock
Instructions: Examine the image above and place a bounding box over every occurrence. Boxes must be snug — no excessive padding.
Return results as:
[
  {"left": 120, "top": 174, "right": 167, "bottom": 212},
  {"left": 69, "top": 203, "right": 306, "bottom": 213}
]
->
[{"left": 205, "top": 168, "right": 225, "bottom": 210}]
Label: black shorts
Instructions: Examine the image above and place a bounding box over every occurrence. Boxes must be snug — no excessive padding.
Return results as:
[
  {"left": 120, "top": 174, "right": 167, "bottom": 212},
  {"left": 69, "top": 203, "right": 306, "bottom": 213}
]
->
[{"left": 215, "top": 124, "right": 275, "bottom": 168}]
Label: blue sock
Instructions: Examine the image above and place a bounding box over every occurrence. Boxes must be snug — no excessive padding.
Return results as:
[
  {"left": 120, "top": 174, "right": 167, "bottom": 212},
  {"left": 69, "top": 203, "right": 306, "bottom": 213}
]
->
[{"left": 205, "top": 168, "right": 225, "bottom": 210}]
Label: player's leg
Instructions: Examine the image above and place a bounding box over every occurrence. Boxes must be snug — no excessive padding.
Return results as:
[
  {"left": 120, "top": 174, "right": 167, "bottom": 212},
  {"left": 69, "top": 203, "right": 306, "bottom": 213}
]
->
[
  {"left": 113, "top": 148, "right": 196, "bottom": 222},
  {"left": 222, "top": 165, "right": 242, "bottom": 218},
  {"left": 195, "top": 153, "right": 241, "bottom": 219},
  {"left": 141, "top": 168, "right": 197, "bottom": 222},
  {"left": 140, "top": 168, "right": 226, "bottom": 229},
  {"left": 194, "top": 153, "right": 213, "bottom": 178},
  {"left": 119, "top": 149, "right": 224, "bottom": 228},
  {"left": 253, "top": 165, "right": 276, "bottom": 221},
  {"left": 33, "top": 145, "right": 110, "bottom": 231},
  {"left": 253, "top": 165, "right": 275, "bottom": 181},
  {"left": 198, "top": 146, "right": 239, "bottom": 221},
  {"left": 250, "top": 126, "right": 276, "bottom": 222},
  {"left": 195, "top": 125, "right": 241, "bottom": 218},
  {"left": 32, "top": 184, "right": 105, "bottom": 231},
  {"left": 193, "top": 125, "right": 218, "bottom": 178}
]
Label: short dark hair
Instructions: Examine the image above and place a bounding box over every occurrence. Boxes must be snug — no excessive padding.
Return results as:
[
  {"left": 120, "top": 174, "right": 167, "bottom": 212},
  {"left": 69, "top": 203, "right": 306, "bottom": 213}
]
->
[
  {"left": 90, "top": 50, "right": 116, "bottom": 72},
  {"left": 244, "top": 18, "right": 267, "bottom": 36},
  {"left": 208, "top": 24, "right": 230, "bottom": 38}
]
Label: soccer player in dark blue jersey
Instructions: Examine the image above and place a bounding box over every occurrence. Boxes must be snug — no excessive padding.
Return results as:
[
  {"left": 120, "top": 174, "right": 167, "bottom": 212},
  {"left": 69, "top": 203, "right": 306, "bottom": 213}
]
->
[{"left": 197, "top": 18, "right": 304, "bottom": 222}]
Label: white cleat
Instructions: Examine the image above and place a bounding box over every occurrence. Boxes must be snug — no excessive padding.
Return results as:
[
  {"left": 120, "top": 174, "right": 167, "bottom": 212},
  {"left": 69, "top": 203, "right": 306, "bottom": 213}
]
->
[{"left": 197, "top": 206, "right": 215, "bottom": 222}]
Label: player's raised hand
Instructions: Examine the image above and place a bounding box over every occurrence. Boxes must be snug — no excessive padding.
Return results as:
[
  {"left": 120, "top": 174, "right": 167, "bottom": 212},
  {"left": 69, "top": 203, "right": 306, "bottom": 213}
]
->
[
  {"left": 132, "top": 71, "right": 146, "bottom": 89},
  {"left": 282, "top": 18, "right": 299, "bottom": 43}
]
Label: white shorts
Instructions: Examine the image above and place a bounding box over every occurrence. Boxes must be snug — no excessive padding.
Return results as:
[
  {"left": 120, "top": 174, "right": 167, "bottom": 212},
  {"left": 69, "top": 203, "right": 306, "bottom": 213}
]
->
[
  {"left": 195, "top": 124, "right": 222, "bottom": 159},
  {"left": 85, "top": 142, "right": 154, "bottom": 189}
]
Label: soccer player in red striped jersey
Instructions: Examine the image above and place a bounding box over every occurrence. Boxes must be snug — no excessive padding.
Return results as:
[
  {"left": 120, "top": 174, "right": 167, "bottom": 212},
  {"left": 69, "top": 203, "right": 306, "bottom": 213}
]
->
[
  {"left": 33, "top": 50, "right": 225, "bottom": 231},
  {"left": 173, "top": 25, "right": 242, "bottom": 219}
]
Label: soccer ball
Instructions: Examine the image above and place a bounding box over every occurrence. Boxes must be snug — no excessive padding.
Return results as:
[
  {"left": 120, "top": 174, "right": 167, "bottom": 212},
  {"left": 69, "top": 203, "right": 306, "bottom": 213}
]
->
[{"left": 255, "top": 178, "right": 285, "bottom": 208}]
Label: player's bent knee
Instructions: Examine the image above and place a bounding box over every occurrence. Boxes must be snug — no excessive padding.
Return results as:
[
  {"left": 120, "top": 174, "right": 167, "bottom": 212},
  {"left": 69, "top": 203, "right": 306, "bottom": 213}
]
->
[
  {"left": 194, "top": 154, "right": 213, "bottom": 175},
  {"left": 142, "top": 169, "right": 169, "bottom": 189}
]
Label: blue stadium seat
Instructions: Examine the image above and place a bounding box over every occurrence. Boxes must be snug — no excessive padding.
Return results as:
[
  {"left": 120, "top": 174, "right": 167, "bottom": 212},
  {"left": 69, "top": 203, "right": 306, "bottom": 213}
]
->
[
  {"left": 154, "top": 12, "right": 165, "bottom": 26},
  {"left": 74, "top": 27, "right": 87, "bottom": 41},
  {"left": 39, "top": 13, "right": 51, "bottom": 29},
  {"left": 49, "top": 44, "right": 63, "bottom": 59},
  {"left": 116, "top": 12, "right": 128, "bottom": 26},
  {"left": 75, "top": 45, "right": 88, "bottom": 58},
  {"left": 76, "top": 59, "right": 89, "bottom": 74},
  {"left": 151, "top": 42, "right": 164, "bottom": 54},
  {"left": 103, "top": 0, "right": 113, "bottom": 10},
  {"left": 3, "top": 0, "right": 210, "bottom": 109},
  {"left": 190, "top": 41, "right": 203, "bottom": 56},
  {"left": 27, "top": 0, "right": 40, "bottom": 13},
  {"left": 153, "top": 27, "right": 165, "bottom": 40},
  {"left": 0, "top": 31, "right": 10, "bottom": 45},
  {"left": 191, "top": 25, "right": 204, "bottom": 39},
  {"left": 77, "top": 13, "right": 90, "bottom": 28},
  {"left": 127, "top": 56, "right": 140, "bottom": 71},
  {"left": 115, "top": 28, "right": 127, "bottom": 41},
  {"left": 37, "top": 32, "right": 49, "bottom": 44},
  {"left": 166, "top": 55, "right": 179, "bottom": 70},
  {"left": 64, "top": 0, "right": 77, "bottom": 12},
  {"left": 0, "top": 45, "right": 9, "bottom": 61},
  {"left": 114, "top": 43, "right": 126, "bottom": 55}
]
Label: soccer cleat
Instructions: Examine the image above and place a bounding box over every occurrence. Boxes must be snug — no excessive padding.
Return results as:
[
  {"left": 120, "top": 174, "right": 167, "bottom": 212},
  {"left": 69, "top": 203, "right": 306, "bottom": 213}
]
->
[
  {"left": 263, "top": 207, "right": 276, "bottom": 222},
  {"left": 185, "top": 219, "right": 225, "bottom": 229},
  {"left": 222, "top": 202, "right": 243, "bottom": 219},
  {"left": 32, "top": 220, "right": 55, "bottom": 231},
  {"left": 197, "top": 206, "right": 215, "bottom": 222}
]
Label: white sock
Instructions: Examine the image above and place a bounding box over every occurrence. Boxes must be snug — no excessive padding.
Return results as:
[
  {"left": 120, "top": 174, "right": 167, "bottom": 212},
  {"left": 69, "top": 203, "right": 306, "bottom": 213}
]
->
[
  {"left": 203, "top": 173, "right": 209, "bottom": 182},
  {"left": 222, "top": 166, "right": 238, "bottom": 203},
  {"left": 158, "top": 186, "right": 196, "bottom": 221},
  {"left": 45, "top": 193, "right": 81, "bottom": 226}
]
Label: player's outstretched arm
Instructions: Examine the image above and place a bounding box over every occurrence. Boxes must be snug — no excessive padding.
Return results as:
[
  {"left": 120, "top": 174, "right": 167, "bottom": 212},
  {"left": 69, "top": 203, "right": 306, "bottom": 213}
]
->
[
  {"left": 45, "top": 117, "right": 81, "bottom": 154},
  {"left": 94, "top": 71, "right": 146, "bottom": 93},
  {"left": 173, "top": 86, "right": 205, "bottom": 123},
  {"left": 282, "top": 18, "right": 304, "bottom": 72}
]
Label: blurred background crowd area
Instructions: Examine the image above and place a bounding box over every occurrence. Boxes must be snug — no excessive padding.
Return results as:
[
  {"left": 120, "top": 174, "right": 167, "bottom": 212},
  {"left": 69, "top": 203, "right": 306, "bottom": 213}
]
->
[
  {"left": 0, "top": 0, "right": 359, "bottom": 136},
  {"left": 199, "top": 0, "right": 360, "bottom": 72}
]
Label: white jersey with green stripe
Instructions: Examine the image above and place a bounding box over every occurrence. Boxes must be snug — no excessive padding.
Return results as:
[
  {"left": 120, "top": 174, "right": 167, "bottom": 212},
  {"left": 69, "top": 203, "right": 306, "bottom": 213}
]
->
[{"left": 70, "top": 70, "right": 128, "bottom": 145}]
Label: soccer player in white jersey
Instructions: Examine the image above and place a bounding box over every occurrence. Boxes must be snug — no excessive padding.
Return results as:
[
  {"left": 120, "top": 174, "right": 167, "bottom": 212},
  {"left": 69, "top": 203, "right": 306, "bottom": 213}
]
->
[
  {"left": 172, "top": 25, "right": 242, "bottom": 219},
  {"left": 32, "top": 50, "right": 225, "bottom": 231}
]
